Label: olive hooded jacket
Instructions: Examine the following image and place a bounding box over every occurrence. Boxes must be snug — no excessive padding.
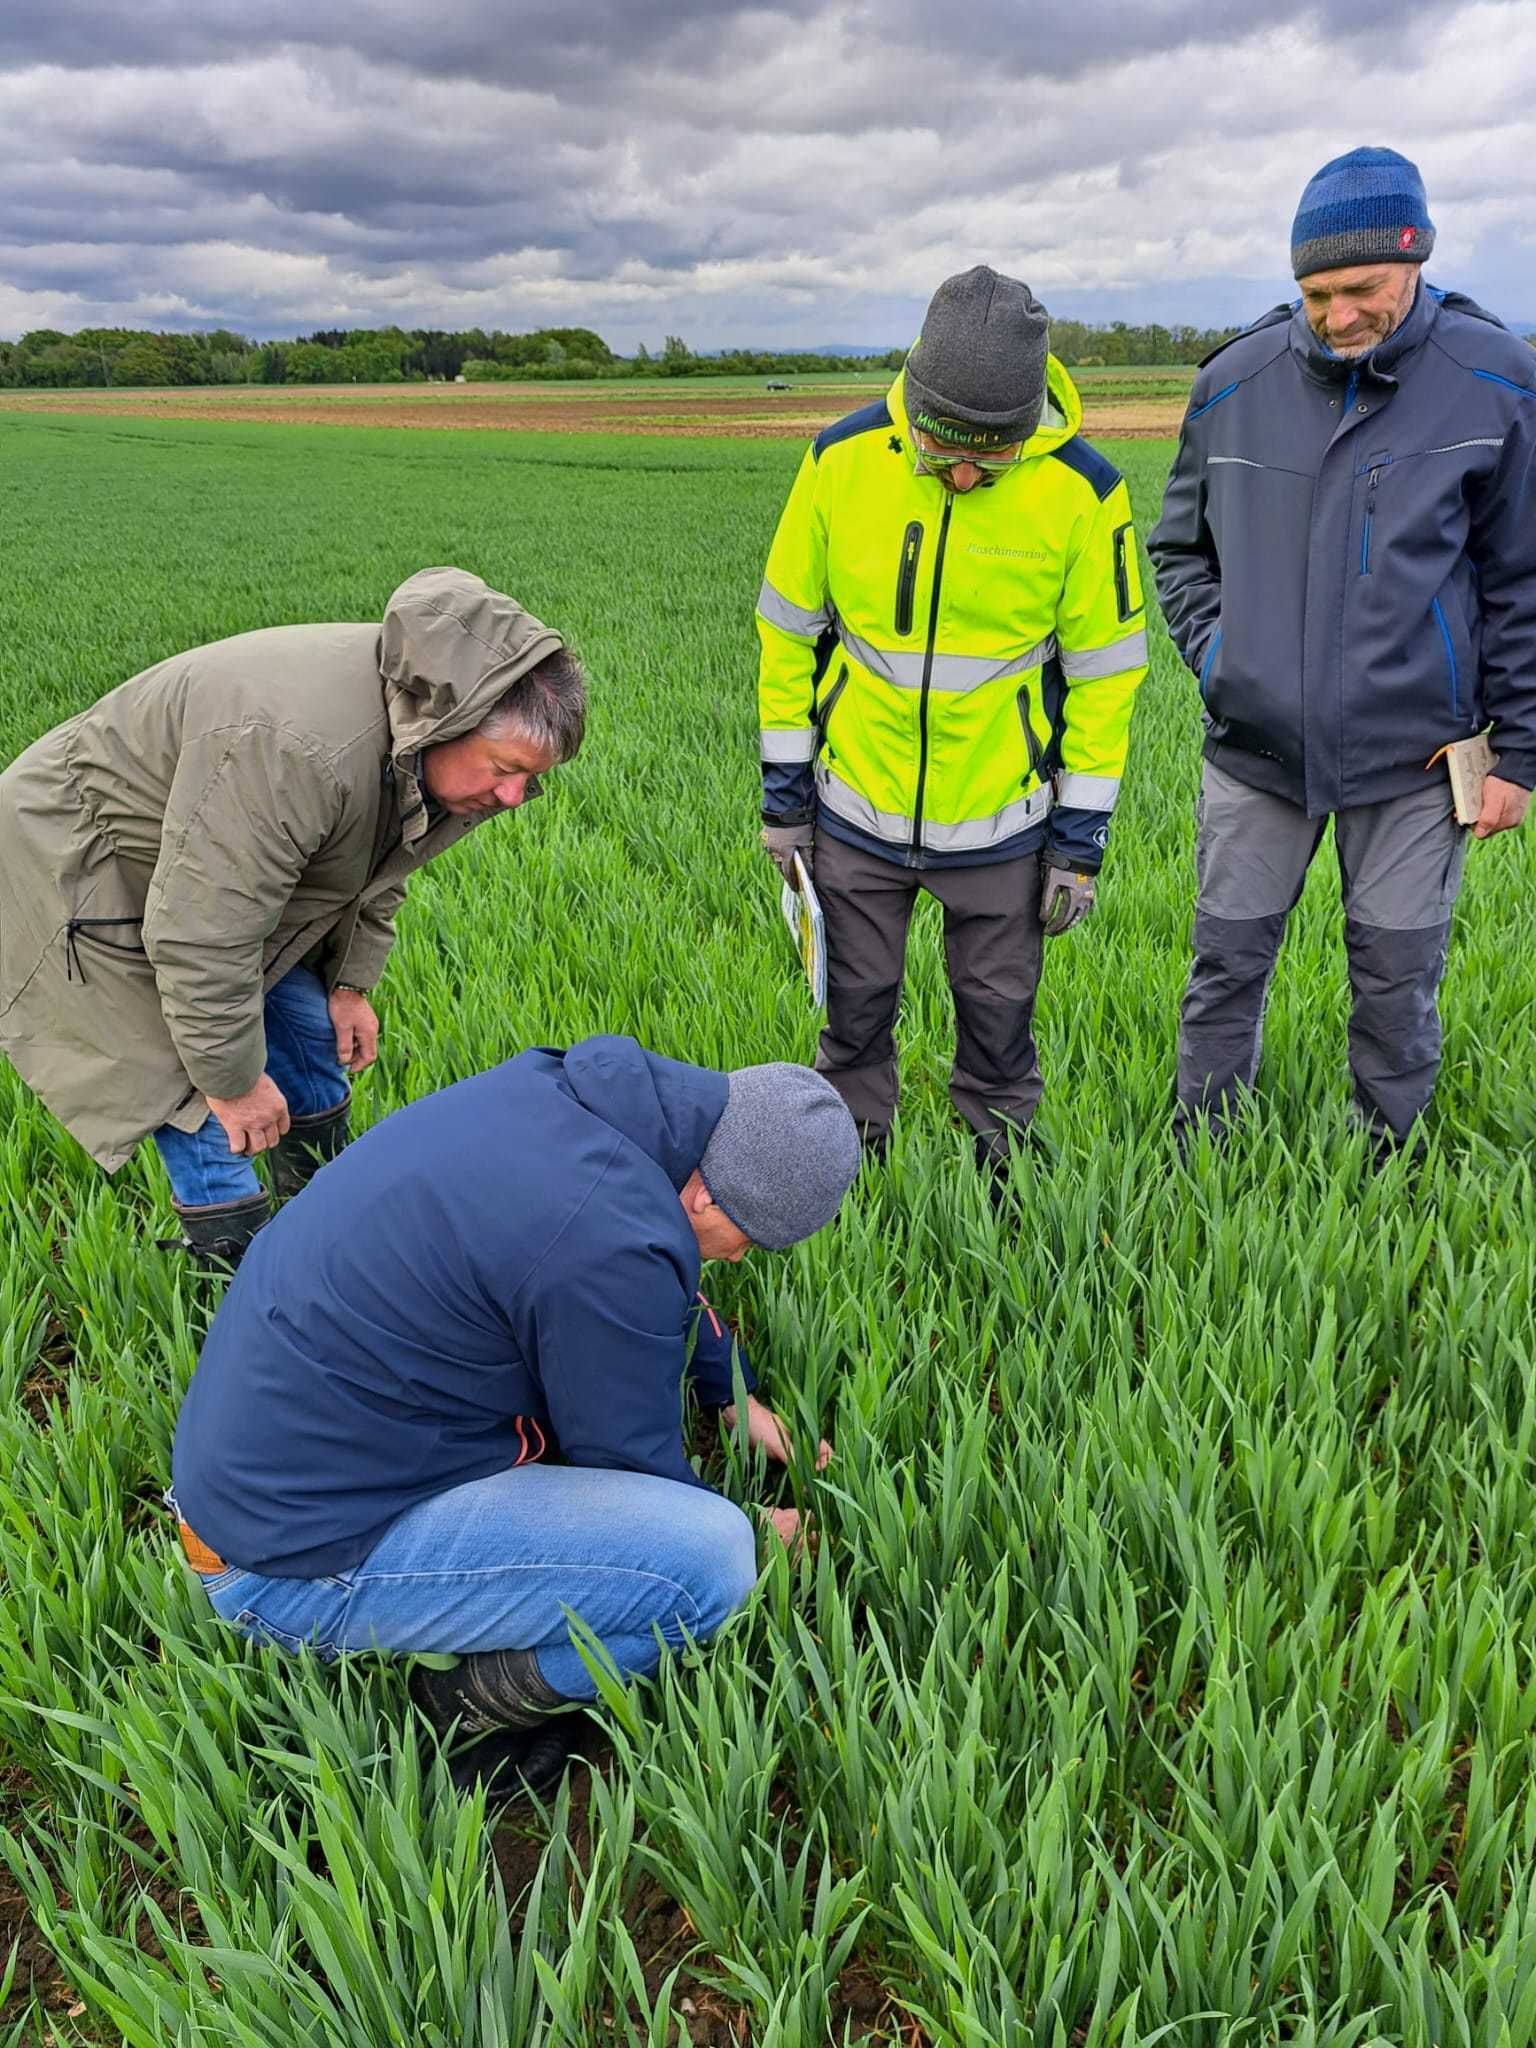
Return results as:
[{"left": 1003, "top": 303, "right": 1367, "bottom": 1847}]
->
[{"left": 0, "top": 568, "right": 561, "bottom": 1169}]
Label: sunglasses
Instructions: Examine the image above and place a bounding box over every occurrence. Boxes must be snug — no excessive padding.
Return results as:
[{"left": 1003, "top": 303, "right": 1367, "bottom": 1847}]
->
[{"left": 913, "top": 438, "right": 1022, "bottom": 474}]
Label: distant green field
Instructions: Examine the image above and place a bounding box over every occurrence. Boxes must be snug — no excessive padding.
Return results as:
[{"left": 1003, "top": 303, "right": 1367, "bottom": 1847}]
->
[{"left": 2, "top": 411, "right": 1534, "bottom": 2045}]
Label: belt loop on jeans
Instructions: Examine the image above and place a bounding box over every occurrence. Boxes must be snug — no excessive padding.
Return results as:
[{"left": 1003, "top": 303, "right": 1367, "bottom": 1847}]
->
[{"left": 179, "top": 1520, "right": 227, "bottom": 1576}]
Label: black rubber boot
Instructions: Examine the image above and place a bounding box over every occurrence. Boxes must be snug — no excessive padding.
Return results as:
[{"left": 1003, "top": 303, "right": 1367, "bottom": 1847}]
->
[
  {"left": 409, "top": 1648, "right": 571, "bottom": 1737},
  {"left": 409, "top": 1652, "right": 584, "bottom": 1809},
  {"left": 164, "top": 1191, "right": 272, "bottom": 1272},
  {"left": 441, "top": 1720, "right": 584, "bottom": 1807},
  {"left": 975, "top": 1124, "right": 1054, "bottom": 1208},
  {"left": 269, "top": 1094, "right": 350, "bottom": 1202}
]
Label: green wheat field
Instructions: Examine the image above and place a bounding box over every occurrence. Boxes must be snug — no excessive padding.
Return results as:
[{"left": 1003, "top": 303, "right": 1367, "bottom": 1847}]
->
[{"left": 1, "top": 410, "right": 1534, "bottom": 2046}]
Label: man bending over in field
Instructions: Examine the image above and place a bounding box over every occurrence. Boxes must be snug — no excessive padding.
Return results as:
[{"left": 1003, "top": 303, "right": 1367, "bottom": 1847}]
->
[
  {"left": 170, "top": 1034, "right": 859, "bottom": 1800},
  {"left": 0, "top": 568, "right": 584, "bottom": 1268}
]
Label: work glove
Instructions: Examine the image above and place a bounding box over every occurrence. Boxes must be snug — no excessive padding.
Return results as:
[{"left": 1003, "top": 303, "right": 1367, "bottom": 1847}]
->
[
  {"left": 762, "top": 820, "right": 814, "bottom": 886},
  {"left": 1039, "top": 863, "right": 1096, "bottom": 935}
]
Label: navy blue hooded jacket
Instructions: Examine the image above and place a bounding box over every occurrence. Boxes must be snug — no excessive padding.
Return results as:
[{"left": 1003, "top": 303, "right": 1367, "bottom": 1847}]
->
[
  {"left": 1149, "top": 284, "right": 1536, "bottom": 814},
  {"left": 172, "top": 1037, "right": 755, "bottom": 1579}
]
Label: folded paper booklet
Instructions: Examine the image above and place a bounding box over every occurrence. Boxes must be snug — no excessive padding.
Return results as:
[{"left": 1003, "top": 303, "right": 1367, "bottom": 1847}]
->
[
  {"left": 1431, "top": 732, "right": 1498, "bottom": 826},
  {"left": 779, "top": 851, "right": 827, "bottom": 1008}
]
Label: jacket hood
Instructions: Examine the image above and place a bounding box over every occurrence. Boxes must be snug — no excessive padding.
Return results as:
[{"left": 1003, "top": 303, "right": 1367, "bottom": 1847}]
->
[
  {"left": 1198, "top": 304, "right": 1292, "bottom": 368},
  {"left": 560, "top": 1035, "right": 728, "bottom": 1192},
  {"left": 888, "top": 357, "right": 1082, "bottom": 461},
  {"left": 379, "top": 568, "right": 564, "bottom": 763},
  {"left": 1426, "top": 285, "right": 1509, "bottom": 332}
]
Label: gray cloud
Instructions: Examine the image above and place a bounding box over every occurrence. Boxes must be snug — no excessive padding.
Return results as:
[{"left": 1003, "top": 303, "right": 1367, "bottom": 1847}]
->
[
  {"left": 0, "top": 0, "right": 1459, "bottom": 91},
  {"left": 1, "top": 1, "right": 1533, "bottom": 346}
]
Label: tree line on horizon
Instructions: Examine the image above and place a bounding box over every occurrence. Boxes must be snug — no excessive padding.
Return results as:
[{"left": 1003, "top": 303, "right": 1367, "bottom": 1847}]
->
[{"left": 2, "top": 314, "right": 1436, "bottom": 392}]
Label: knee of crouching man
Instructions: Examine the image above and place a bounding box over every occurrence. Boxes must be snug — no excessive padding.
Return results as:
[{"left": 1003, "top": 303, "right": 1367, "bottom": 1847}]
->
[{"left": 698, "top": 1496, "right": 761, "bottom": 1630}]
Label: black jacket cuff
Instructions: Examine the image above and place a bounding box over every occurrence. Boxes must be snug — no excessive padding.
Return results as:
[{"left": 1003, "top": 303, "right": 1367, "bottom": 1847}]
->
[{"left": 1491, "top": 746, "right": 1536, "bottom": 791}]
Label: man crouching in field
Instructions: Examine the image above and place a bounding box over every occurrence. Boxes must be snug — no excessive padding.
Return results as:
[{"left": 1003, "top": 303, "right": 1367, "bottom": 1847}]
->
[
  {"left": 169, "top": 1034, "right": 859, "bottom": 1799},
  {"left": 0, "top": 568, "right": 583, "bottom": 1267}
]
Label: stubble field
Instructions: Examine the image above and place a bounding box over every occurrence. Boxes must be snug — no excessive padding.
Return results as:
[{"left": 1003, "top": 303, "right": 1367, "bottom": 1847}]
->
[
  {"left": 0, "top": 365, "right": 1195, "bottom": 440},
  {"left": 1, "top": 406, "right": 1534, "bottom": 2046}
]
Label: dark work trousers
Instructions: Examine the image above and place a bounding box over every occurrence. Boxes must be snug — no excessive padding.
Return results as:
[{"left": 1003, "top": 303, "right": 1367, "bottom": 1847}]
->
[
  {"left": 812, "top": 826, "right": 1045, "bottom": 1156},
  {"left": 1176, "top": 761, "right": 1469, "bottom": 1143}
]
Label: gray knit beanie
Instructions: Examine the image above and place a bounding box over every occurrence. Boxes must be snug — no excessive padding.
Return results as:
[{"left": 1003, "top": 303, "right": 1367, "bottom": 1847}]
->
[
  {"left": 699, "top": 1064, "right": 859, "bottom": 1251},
  {"left": 904, "top": 265, "right": 1050, "bottom": 450}
]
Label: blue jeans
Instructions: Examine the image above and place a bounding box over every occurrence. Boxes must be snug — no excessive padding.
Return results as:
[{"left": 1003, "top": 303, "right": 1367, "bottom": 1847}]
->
[
  {"left": 152, "top": 966, "right": 349, "bottom": 1207},
  {"left": 189, "top": 1464, "right": 761, "bottom": 1699}
]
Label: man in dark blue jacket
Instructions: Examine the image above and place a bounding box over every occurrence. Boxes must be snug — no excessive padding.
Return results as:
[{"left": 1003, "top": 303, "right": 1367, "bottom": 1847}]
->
[
  {"left": 171, "top": 1035, "right": 858, "bottom": 1791},
  {"left": 1150, "top": 147, "right": 1534, "bottom": 1149}
]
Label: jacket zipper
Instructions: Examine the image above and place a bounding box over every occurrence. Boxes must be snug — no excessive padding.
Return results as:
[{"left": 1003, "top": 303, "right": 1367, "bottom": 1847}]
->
[
  {"left": 910, "top": 495, "right": 954, "bottom": 859},
  {"left": 370, "top": 761, "right": 403, "bottom": 875},
  {"left": 895, "top": 521, "right": 923, "bottom": 636},
  {"left": 1016, "top": 689, "right": 1044, "bottom": 783},
  {"left": 1360, "top": 465, "right": 1381, "bottom": 575},
  {"left": 1198, "top": 628, "right": 1222, "bottom": 701},
  {"left": 62, "top": 915, "right": 147, "bottom": 985},
  {"left": 1431, "top": 596, "right": 1460, "bottom": 719},
  {"left": 813, "top": 663, "right": 849, "bottom": 756},
  {"left": 1110, "top": 521, "right": 1135, "bottom": 621}
]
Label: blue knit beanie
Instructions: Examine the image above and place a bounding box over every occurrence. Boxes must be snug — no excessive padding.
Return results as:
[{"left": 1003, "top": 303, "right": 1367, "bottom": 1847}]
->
[{"left": 1291, "top": 147, "right": 1435, "bottom": 279}]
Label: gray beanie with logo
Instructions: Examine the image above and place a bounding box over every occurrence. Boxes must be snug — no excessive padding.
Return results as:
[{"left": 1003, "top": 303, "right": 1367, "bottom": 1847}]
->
[
  {"left": 699, "top": 1063, "right": 860, "bottom": 1251},
  {"left": 904, "top": 264, "right": 1051, "bottom": 451}
]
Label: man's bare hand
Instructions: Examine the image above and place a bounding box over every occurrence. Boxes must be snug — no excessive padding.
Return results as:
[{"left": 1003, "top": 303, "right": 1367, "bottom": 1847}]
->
[
  {"left": 760, "top": 1505, "right": 813, "bottom": 1558},
  {"left": 723, "top": 1393, "right": 832, "bottom": 1471},
  {"left": 329, "top": 987, "right": 380, "bottom": 1072},
  {"left": 205, "top": 1075, "right": 291, "bottom": 1157},
  {"left": 1473, "top": 774, "right": 1532, "bottom": 839}
]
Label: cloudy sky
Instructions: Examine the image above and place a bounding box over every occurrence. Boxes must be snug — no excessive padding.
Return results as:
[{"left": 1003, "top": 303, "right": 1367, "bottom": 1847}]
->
[{"left": 2, "top": 0, "right": 1534, "bottom": 348}]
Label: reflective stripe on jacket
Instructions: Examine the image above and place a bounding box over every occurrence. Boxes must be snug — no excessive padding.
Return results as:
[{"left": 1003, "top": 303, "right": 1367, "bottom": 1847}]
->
[
  {"left": 1148, "top": 283, "right": 1536, "bottom": 814},
  {"left": 756, "top": 363, "right": 1148, "bottom": 871}
]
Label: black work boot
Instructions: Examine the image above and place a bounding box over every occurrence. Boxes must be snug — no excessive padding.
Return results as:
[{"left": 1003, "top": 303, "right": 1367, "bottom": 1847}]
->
[
  {"left": 269, "top": 1094, "right": 350, "bottom": 1202},
  {"left": 437, "top": 1720, "right": 585, "bottom": 1806},
  {"left": 975, "top": 1124, "right": 1053, "bottom": 1208},
  {"left": 409, "top": 1651, "right": 583, "bottom": 1807},
  {"left": 409, "top": 1648, "right": 571, "bottom": 1737},
  {"left": 165, "top": 1191, "right": 272, "bottom": 1272}
]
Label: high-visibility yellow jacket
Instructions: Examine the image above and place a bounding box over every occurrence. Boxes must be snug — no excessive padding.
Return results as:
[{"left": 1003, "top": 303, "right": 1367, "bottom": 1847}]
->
[{"left": 757, "top": 363, "right": 1148, "bottom": 870}]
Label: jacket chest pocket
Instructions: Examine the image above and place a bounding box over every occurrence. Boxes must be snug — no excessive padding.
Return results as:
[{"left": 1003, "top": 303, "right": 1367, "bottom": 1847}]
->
[{"left": 1356, "top": 451, "right": 1391, "bottom": 576}]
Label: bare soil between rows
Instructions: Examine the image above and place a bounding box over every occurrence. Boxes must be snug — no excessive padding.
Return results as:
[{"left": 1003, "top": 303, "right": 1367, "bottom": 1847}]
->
[{"left": 0, "top": 385, "right": 1184, "bottom": 439}]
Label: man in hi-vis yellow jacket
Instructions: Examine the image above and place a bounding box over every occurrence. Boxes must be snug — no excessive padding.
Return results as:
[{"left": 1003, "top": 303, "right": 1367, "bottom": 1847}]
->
[{"left": 756, "top": 266, "right": 1148, "bottom": 1173}]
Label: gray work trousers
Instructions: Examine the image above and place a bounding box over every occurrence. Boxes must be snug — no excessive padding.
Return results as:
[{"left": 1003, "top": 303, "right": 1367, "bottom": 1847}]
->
[
  {"left": 1176, "top": 761, "right": 1468, "bottom": 1143},
  {"left": 812, "top": 826, "right": 1044, "bottom": 1155}
]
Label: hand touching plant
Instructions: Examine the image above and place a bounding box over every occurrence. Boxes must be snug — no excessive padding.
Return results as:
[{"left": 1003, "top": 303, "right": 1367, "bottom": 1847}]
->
[{"left": 721, "top": 1393, "right": 830, "bottom": 1556}]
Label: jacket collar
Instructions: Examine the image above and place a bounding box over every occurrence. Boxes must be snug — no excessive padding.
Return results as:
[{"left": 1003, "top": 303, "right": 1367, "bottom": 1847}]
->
[{"left": 1288, "top": 276, "right": 1438, "bottom": 389}]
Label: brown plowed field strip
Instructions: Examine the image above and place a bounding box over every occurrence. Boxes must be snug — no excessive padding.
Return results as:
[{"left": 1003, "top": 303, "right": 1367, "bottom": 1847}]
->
[{"left": 0, "top": 381, "right": 1188, "bottom": 438}]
